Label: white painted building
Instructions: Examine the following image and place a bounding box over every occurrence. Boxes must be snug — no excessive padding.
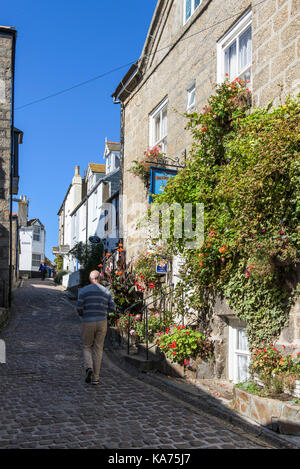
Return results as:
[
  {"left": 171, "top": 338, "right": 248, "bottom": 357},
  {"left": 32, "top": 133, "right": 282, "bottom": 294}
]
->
[
  {"left": 53, "top": 140, "right": 121, "bottom": 280},
  {"left": 54, "top": 165, "right": 86, "bottom": 271},
  {"left": 68, "top": 141, "right": 121, "bottom": 273},
  {"left": 19, "top": 218, "right": 46, "bottom": 277}
]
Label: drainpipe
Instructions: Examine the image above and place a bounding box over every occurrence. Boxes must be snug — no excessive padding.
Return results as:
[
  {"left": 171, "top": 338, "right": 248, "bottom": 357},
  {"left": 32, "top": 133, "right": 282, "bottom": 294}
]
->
[
  {"left": 114, "top": 98, "right": 124, "bottom": 247},
  {"left": 8, "top": 29, "right": 17, "bottom": 308}
]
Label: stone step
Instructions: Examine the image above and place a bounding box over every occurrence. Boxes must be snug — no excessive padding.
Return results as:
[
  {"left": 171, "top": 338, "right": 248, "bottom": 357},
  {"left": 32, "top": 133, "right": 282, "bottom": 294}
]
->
[{"left": 123, "top": 353, "right": 159, "bottom": 372}]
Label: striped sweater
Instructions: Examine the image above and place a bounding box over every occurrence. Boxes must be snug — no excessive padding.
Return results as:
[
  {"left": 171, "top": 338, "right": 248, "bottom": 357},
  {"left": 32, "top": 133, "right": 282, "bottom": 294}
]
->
[{"left": 77, "top": 283, "right": 115, "bottom": 322}]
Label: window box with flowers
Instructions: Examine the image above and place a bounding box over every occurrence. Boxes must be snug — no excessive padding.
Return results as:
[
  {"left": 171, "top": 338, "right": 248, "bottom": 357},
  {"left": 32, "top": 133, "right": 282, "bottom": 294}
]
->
[{"left": 128, "top": 146, "right": 166, "bottom": 186}]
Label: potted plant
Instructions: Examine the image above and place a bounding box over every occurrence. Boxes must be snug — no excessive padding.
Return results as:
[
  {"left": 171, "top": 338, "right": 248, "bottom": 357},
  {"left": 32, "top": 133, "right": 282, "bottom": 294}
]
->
[{"left": 128, "top": 146, "right": 166, "bottom": 185}]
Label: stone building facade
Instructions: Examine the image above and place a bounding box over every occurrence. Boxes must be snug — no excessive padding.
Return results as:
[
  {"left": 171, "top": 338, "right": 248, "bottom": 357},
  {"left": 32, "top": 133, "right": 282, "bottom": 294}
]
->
[
  {"left": 113, "top": 0, "right": 299, "bottom": 261},
  {"left": 112, "top": 0, "right": 300, "bottom": 381},
  {"left": 0, "top": 27, "right": 17, "bottom": 307}
]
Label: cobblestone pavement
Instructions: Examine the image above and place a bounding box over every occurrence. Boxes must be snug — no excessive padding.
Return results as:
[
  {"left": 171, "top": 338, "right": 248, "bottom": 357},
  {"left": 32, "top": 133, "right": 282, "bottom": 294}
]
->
[{"left": 0, "top": 279, "right": 276, "bottom": 449}]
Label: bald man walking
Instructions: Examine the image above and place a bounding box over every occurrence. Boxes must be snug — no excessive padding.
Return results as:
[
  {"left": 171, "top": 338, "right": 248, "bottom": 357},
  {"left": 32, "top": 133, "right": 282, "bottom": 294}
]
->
[{"left": 77, "top": 270, "right": 115, "bottom": 385}]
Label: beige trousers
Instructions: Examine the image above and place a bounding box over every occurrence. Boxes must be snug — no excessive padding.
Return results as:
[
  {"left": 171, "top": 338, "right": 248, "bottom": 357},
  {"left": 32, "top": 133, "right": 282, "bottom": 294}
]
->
[{"left": 81, "top": 320, "right": 107, "bottom": 381}]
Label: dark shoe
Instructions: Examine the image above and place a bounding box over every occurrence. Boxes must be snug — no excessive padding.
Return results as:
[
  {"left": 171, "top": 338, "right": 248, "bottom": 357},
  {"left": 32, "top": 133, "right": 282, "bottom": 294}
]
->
[{"left": 85, "top": 368, "right": 93, "bottom": 383}]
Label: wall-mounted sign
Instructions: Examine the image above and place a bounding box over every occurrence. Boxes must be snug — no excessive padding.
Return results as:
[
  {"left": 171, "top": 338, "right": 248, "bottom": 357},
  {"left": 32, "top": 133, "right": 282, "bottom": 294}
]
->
[
  {"left": 149, "top": 167, "right": 177, "bottom": 203},
  {"left": 156, "top": 257, "right": 168, "bottom": 274}
]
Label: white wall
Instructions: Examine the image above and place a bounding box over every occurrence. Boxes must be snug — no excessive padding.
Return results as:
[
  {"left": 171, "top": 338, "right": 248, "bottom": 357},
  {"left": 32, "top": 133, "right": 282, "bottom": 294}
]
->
[
  {"left": 19, "top": 225, "right": 46, "bottom": 272},
  {"left": 19, "top": 228, "right": 32, "bottom": 271}
]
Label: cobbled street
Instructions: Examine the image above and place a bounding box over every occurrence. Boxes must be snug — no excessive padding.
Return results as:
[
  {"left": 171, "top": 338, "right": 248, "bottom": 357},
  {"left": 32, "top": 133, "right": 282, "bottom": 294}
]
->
[{"left": 0, "top": 279, "right": 275, "bottom": 449}]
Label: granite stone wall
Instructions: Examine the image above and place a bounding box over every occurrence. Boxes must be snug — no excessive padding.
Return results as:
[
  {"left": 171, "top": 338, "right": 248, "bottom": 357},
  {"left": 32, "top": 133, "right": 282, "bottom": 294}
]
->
[
  {"left": 121, "top": 0, "right": 300, "bottom": 261},
  {"left": 0, "top": 30, "right": 14, "bottom": 307},
  {"left": 118, "top": 0, "right": 300, "bottom": 378}
]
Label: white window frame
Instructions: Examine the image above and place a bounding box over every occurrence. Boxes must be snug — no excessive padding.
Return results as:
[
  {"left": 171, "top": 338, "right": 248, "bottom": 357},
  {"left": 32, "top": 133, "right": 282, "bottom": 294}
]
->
[
  {"left": 228, "top": 324, "right": 251, "bottom": 383},
  {"left": 217, "top": 10, "right": 252, "bottom": 85},
  {"left": 183, "top": 0, "right": 202, "bottom": 24},
  {"left": 149, "top": 97, "right": 168, "bottom": 154},
  {"left": 32, "top": 253, "right": 41, "bottom": 268},
  {"left": 186, "top": 82, "right": 196, "bottom": 111},
  {"left": 33, "top": 225, "right": 41, "bottom": 242}
]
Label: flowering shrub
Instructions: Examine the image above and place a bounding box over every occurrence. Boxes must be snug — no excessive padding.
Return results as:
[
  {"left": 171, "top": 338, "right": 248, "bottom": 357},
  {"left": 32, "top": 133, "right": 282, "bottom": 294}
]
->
[
  {"left": 156, "top": 325, "right": 214, "bottom": 365},
  {"left": 250, "top": 344, "right": 300, "bottom": 393},
  {"left": 128, "top": 146, "right": 165, "bottom": 185},
  {"left": 134, "top": 311, "right": 173, "bottom": 343},
  {"left": 134, "top": 246, "right": 170, "bottom": 292},
  {"left": 153, "top": 79, "right": 300, "bottom": 347},
  {"left": 105, "top": 252, "right": 143, "bottom": 325},
  {"left": 116, "top": 312, "right": 132, "bottom": 330},
  {"left": 116, "top": 311, "right": 173, "bottom": 343}
]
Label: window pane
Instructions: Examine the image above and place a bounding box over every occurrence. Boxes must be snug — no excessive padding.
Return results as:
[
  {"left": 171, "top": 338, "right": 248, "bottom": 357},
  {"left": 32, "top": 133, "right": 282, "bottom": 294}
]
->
[
  {"left": 154, "top": 114, "right": 161, "bottom": 143},
  {"left": 187, "top": 87, "right": 196, "bottom": 109},
  {"left": 237, "top": 329, "right": 249, "bottom": 351},
  {"left": 237, "top": 355, "right": 249, "bottom": 382},
  {"left": 194, "top": 0, "right": 201, "bottom": 8},
  {"left": 225, "top": 41, "right": 237, "bottom": 79},
  {"left": 239, "top": 26, "right": 252, "bottom": 72},
  {"left": 33, "top": 226, "right": 40, "bottom": 241},
  {"left": 240, "top": 69, "right": 252, "bottom": 86},
  {"left": 161, "top": 138, "right": 167, "bottom": 154},
  {"left": 185, "top": 0, "right": 192, "bottom": 21},
  {"left": 32, "top": 254, "right": 41, "bottom": 267},
  {"left": 161, "top": 109, "right": 167, "bottom": 138}
]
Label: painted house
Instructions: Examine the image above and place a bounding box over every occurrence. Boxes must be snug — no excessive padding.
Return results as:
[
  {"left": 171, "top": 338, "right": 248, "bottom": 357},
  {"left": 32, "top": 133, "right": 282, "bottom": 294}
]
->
[
  {"left": 69, "top": 141, "right": 121, "bottom": 271},
  {"left": 112, "top": 0, "right": 300, "bottom": 382},
  {"left": 53, "top": 165, "right": 86, "bottom": 271},
  {"left": 19, "top": 209, "right": 46, "bottom": 278},
  {"left": 53, "top": 141, "right": 121, "bottom": 289}
]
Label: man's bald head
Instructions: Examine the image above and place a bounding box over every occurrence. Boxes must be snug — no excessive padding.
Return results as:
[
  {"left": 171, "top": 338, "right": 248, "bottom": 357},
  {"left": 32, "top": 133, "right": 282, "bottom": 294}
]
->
[{"left": 89, "top": 270, "right": 100, "bottom": 284}]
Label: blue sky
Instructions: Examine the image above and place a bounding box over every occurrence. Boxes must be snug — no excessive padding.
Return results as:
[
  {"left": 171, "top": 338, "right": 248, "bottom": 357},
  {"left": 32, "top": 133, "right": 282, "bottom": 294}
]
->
[{"left": 1, "top": 0, "right": 157, "bottom": 261}]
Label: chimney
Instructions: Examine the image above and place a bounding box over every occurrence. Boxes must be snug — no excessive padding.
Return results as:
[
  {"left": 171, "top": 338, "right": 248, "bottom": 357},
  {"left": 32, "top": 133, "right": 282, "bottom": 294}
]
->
[
  {"left": 18, "top": 196, "right": 29, "bottom": 227},
  {"left": 72, "top": 165, "right": 81, "bottom": 184},
  {"left": 72, "top": 165, "right": 82, "bottom": 208}
]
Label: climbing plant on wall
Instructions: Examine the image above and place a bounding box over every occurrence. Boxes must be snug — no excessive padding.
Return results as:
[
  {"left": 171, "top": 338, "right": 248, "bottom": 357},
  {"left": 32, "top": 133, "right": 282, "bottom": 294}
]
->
[{"left": 154, "top": 79, "right": 300, "bottom": 348}]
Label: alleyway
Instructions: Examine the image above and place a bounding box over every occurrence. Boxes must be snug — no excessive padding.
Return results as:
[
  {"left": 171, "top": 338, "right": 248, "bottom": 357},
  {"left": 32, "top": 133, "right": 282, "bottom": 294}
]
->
[{"left": 0, "top": 279, "right": 275, "bottom": 449}]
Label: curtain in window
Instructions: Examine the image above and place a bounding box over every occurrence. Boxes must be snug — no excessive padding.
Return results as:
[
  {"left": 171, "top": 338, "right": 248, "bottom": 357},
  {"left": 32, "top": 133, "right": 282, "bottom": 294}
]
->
[
  {"left": 224, "top": 41, "right": 237, "bottom": 80},
  {"left": 237, "top": 329, "right": 249, "bottom": 351},
  {"left": 237, "top": 355, "right": 250, "bottom": 382},
  {"left": 239, "top": 26, "right": 252, "bottom": 72}
]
